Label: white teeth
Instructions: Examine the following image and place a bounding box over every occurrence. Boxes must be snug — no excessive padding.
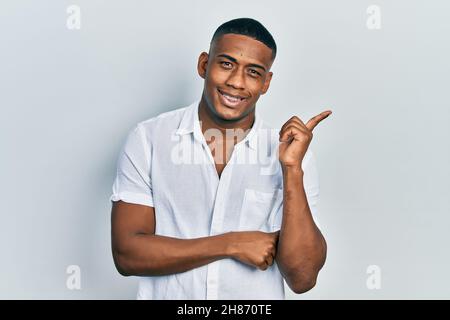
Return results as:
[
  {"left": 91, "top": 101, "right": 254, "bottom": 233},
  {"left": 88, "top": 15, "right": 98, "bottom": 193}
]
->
[
  {"left": 225, "top": 95, "right": 238, "bottom": 102},
  {"left": 221, "top": 92, "right": 242, "bottom": 102}
]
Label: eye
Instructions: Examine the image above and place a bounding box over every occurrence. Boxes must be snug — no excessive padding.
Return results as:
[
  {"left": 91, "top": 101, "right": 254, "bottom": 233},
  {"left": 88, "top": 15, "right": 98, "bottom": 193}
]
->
[
  {"left": 248, "top": 69, "right": 261, "bottom": 77},
  {"left": 220, "top": 61, "right": 232, "bottom": 68}
]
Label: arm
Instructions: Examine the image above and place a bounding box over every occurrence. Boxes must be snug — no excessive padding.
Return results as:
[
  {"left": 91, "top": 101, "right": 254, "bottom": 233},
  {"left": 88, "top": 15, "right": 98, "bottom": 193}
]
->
[
  {"left": 111, "top": 200, "right": 278, "bottom": 276},
  {"left": 276, "top": 165, "right": 326, "bottom": 293},
  {"left": 276, "top": 111, "right": 332, "bottom": 293}
]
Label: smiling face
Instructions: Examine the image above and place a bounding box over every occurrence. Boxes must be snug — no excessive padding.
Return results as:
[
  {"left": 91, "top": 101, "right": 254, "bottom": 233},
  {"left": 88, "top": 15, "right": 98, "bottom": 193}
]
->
[{"left": 197, "top": 33, "right": 274, "bottom": 123}]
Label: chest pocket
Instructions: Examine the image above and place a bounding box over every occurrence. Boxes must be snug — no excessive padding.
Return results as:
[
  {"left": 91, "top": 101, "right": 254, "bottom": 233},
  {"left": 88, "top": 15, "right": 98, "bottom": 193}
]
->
[{"left": 238, "top": 188, "right": 283, "bottom": 232}]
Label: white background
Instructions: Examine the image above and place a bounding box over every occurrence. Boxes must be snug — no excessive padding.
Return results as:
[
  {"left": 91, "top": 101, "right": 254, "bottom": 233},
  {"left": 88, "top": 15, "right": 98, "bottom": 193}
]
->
[{"left": 1, "top": 0, "right": 449, "bottom": 299}]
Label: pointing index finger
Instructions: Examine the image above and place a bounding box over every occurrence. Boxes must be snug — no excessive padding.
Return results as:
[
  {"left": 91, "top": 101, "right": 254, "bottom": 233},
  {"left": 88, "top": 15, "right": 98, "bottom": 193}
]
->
[{"left": 305, "top": 110, "right": 332, "bottom": 131}]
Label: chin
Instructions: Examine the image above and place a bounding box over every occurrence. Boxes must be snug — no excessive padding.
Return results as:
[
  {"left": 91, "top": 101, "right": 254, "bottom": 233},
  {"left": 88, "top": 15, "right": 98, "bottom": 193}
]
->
[{"left": 212, "top": 102, "right": 245, "bottom": 121}]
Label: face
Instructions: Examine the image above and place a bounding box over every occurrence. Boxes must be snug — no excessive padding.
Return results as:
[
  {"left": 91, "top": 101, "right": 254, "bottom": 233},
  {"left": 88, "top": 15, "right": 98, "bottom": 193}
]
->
[{"left": 197, "top": 33, "right": 274, "bottom": 122}]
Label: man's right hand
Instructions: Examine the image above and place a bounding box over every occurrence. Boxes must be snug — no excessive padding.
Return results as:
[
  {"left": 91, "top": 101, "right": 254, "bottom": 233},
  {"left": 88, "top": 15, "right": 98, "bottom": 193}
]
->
[{"left": 226, "top": 231, "right": 279, "bottom": 270}]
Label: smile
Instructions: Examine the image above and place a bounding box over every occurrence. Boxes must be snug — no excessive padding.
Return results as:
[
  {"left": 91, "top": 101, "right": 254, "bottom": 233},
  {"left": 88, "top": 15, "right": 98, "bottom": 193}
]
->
[{"left": 217, "top": 89, "right": 247, "bottom": 108}]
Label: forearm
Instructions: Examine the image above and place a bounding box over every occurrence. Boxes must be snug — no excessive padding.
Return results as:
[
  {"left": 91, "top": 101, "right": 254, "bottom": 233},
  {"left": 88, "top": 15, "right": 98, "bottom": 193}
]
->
[
  {"left": 276, "top": 165, "right": 327, "bottom": 293},
  {"left": 113, "top": 232, "right": 233, "bottom": 276}
]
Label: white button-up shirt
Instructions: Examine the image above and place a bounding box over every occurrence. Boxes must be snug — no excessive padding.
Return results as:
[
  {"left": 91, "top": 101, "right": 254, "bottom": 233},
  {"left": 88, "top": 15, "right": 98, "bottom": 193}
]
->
[{"left": 110, "top": 99, "right": 320, "bottom": 299}]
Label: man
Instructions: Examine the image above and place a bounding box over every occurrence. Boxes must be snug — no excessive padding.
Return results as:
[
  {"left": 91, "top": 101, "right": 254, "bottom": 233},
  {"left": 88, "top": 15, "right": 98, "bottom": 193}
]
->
[{"left": 110, "top": 18, "right": 331, "bottom": 299}]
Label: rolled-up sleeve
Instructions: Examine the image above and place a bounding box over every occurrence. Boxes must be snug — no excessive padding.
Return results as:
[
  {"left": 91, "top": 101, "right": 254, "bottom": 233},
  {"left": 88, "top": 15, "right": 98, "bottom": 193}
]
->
[{"left": 110, "top": 123, "right": 154, "bottom": 207}]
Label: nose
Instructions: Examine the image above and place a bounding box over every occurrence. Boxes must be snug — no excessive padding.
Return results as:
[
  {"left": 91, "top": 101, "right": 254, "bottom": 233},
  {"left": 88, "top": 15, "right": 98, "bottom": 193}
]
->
[{"left": 225, "top": 68, "right": 245, "bottom": 90}]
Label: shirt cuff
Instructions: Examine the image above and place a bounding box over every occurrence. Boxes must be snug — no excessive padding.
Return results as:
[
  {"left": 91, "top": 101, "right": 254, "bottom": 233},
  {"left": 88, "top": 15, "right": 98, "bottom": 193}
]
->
[{"left": 110, "top": 191, "right": 154, "bottom": 207}]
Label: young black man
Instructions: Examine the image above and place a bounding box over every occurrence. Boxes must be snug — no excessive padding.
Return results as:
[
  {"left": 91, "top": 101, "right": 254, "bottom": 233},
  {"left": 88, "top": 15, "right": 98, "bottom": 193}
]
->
[{"left": 110, "top": 17, "right": 331, "bottom": 299}]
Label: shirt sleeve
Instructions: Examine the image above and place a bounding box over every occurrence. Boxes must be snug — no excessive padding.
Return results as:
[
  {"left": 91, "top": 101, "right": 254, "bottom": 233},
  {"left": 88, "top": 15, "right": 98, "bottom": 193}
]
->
[
  {"left": 109, "top": 123, "right": 154, "bottom": 207},
  {"left": 272, "top": 149, "right": 321, "bottom": 231}
]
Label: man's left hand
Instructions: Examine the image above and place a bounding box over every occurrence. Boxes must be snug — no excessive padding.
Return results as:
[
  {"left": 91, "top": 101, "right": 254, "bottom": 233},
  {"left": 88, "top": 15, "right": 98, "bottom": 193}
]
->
[{"left": 278, "top": 110, "right": 332, "bottom": 169}]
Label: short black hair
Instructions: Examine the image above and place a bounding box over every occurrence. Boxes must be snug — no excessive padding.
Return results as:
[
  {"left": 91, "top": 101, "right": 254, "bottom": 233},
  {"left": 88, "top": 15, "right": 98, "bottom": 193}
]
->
[{"left": 210, "top": 18, "right": 277, "bottom": 60}]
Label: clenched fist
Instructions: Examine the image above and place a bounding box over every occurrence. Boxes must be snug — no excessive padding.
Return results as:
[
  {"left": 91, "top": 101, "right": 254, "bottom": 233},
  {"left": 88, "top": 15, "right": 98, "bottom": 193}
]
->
[{"left": 227, "top": 231, "right": 279, "bottom": 271}]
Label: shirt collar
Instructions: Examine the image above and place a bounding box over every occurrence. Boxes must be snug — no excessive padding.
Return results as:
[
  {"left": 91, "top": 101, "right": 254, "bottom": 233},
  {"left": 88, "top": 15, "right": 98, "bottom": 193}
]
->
[{"left": 175, "top": 99, "right": 262, "bottom": 150}]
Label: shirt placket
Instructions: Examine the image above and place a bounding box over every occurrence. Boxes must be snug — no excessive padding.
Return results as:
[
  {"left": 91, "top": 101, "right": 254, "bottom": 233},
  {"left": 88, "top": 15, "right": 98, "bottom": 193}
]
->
[{"left": 204, "top": 145, "right": 240, "bottom": 300}]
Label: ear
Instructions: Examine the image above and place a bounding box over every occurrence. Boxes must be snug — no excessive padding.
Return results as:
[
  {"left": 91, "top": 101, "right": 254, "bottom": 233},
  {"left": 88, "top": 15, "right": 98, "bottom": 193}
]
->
[
  {"left": 260, "top": 71, "right": 273, "bottom": 95},
  {"left": 197, "top": 52, "right": 209, "bottom": 79}
]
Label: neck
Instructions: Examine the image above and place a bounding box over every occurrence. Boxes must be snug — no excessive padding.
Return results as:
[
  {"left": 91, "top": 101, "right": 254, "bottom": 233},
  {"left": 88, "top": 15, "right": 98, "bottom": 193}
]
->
[{"left": 198, "top": 95, "right": 255, "bottom": 141}]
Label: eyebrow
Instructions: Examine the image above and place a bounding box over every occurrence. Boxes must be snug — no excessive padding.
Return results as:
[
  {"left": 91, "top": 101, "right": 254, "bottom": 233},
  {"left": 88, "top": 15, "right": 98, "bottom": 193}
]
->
[{"left": 217, "top": 54, "right": 267, "bottom": 72}]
